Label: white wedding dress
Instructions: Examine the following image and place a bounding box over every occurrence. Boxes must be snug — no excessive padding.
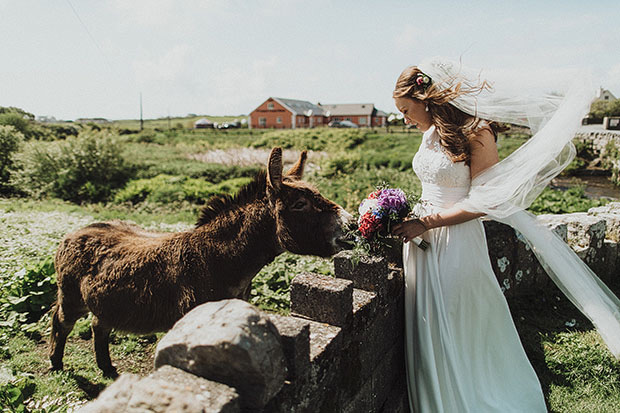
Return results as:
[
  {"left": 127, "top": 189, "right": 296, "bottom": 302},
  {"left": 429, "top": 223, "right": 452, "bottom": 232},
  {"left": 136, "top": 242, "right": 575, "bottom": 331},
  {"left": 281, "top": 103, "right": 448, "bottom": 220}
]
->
[{"left": 403, "top": 125, "right": 547, "bottom": 412}]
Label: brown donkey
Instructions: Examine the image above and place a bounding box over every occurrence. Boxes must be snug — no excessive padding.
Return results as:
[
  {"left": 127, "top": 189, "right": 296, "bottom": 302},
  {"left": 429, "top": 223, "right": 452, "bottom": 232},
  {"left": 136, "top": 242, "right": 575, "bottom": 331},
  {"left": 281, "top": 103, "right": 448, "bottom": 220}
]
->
[{"left": 49, "top": 148, "right": 353, "bottom": 377}]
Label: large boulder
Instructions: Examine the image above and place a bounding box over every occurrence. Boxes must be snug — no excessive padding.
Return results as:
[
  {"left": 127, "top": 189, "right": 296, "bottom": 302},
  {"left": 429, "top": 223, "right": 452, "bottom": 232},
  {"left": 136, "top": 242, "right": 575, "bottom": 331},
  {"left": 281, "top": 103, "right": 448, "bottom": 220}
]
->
[
  {"left": 154, "top": 299, "right": 287, "bottom": 409},
  {"left": 77, "top": 368, "right": 240, "bottom": 413},
  {"left": 589, "top": 202, "right": 620, "bottom": 242}
]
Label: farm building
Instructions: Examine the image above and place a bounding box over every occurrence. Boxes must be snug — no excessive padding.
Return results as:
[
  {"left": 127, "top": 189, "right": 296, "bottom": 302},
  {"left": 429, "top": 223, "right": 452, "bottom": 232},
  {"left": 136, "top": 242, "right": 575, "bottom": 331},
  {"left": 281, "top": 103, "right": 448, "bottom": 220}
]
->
[
  {"left": 249, "top": 97, "right": 387, "bottom": 129},
  {"left": 318, "top": 103, "right": 388, "bottom": 127},
  {"left": 596, "top": 88, "right": 617, "bottom": 102},
  {"left": 249, "top": 97, "right": 325, "bottom": 129},
  {"left": 193, "top": 118, "right": 214, "bottom": 129}
]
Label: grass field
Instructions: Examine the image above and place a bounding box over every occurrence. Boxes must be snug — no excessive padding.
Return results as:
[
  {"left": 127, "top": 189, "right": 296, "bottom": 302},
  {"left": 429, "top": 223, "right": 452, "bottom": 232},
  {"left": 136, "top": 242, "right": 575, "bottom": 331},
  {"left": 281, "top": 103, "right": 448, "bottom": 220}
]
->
[{"left": 1, "top": 124, "right": 618, "bottom": 412}]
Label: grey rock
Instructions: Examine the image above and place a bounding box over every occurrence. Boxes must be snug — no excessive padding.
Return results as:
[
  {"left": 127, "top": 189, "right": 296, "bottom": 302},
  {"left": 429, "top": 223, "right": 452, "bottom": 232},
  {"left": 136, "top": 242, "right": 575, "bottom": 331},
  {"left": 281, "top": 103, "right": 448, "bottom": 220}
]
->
[
  {"left": 291, "top": 272, "right": 353, "bottom": 326},
  {"left": 267, "top": 313, "right": 311, "bottom": 380},
  {"left": 154, "top": 299, "right": 287, "bottom": 410},
  {"left": 78, "top": 368, "right": 240, "bottom": 413},
  {"left": 77, "top": 374, "right": 140, "bottom": 413},
  {"left": 589, "top": 202, "right": 620, "bottom": 242},
  {"left": 539, "top": 213, "right": 606, "bottom": 250},
  {"left": 126, "top": 366, "right": 240, "bottom": 413},
  {"left": 334, "top": 251, "right": 389, "bottom": 297}
]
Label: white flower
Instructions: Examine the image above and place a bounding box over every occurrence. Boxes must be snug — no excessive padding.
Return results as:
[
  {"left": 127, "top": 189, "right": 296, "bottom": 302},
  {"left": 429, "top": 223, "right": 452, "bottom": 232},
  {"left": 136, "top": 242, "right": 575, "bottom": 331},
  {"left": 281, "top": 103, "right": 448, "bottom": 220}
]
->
[{"left": 358, "top": 198, "right": 379, "bottom": 217}]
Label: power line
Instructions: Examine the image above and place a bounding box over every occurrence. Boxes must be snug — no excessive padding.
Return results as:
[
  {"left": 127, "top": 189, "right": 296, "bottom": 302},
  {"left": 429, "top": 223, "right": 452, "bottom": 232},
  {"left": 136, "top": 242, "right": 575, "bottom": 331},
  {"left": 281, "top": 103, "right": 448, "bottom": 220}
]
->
[{"left": 65, "top": 0, "right": 113, "bottom": 70}]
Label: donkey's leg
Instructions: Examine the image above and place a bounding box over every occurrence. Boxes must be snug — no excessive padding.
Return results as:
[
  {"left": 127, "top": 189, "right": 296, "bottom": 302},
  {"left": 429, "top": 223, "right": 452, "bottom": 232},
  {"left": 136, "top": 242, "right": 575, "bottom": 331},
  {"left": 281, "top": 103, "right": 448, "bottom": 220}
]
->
[
  {"left": 49, "top": 299, "right": 85, "bottom": 371},
  {"left": 91, "top": 316, "right": 117, "bottom": 378}
]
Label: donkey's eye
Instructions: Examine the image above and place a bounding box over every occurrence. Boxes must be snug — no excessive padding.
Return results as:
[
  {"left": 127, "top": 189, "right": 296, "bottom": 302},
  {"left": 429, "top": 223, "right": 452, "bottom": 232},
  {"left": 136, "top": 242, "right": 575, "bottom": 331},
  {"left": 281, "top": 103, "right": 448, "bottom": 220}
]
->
[{"left": 291, "top": 200, "right": 307, "bottom": 211}]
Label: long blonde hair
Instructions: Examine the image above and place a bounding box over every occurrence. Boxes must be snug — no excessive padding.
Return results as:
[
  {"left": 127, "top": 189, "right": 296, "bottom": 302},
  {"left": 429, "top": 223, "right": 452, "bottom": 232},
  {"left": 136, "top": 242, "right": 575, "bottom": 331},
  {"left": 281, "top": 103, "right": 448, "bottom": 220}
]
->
[{"left": 393, "top": 66, "right": 506, "bottom": 164}]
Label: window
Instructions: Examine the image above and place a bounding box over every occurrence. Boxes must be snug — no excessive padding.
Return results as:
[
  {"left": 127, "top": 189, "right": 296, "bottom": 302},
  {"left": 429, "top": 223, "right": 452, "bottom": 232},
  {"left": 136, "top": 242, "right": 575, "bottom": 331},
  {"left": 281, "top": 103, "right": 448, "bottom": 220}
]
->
[
  {"left": 345, "top": 117, "right": 351, "bottom": 121},
  {"left": 277, "top": 117, "right": 282, "bottom": 124},
  {"left": 259, "top": 117, "right": 266, "bottom": 126},
  {"left": 359, "top": 117, "right": 367, "bottom": 125},
  {"left": 604, "top": 96, "right": 609, "bottom": 100},
  {"left": 268, "top": 102, "right": 275, "bottom": 110}
]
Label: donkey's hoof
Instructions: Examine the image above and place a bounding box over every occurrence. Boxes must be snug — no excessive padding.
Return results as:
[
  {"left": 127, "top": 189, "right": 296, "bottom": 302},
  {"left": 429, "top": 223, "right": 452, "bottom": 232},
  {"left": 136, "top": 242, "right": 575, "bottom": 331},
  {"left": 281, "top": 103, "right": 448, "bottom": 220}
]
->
[
  {"left": 49, "top": 361, "right": 63, "bottom": 372},
  {"left": 102, "top": 366, "right": 118, "bottom": 378}
]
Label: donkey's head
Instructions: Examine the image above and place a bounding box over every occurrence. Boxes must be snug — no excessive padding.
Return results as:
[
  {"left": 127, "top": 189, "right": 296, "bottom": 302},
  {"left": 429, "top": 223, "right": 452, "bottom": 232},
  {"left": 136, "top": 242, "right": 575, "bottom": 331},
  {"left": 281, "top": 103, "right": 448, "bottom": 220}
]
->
[{"left": 266, "top": 147, "right": 354, "bottom": 257}]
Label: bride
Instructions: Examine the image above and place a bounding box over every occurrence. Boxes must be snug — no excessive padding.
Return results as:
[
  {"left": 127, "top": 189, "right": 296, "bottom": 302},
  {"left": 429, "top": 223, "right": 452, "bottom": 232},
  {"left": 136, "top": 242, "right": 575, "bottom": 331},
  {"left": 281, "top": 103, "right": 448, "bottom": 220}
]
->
[{"left": 391, "top": 58, "right": 620, "bottom": 412}]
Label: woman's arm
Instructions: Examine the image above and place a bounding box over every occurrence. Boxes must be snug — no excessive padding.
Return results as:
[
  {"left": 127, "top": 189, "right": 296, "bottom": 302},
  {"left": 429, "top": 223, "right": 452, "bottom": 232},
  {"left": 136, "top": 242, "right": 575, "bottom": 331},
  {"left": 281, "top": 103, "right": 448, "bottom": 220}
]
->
[{"left": 393, "top": 128, "right": 499, "bottom": 243}]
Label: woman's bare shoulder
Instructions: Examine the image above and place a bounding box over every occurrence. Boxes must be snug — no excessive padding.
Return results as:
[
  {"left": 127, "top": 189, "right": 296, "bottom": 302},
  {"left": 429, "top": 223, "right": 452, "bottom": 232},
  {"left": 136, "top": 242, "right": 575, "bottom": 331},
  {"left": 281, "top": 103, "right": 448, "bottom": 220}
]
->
[
  {"left": 469, "top": 126, "right": 499, "bottom": 178},
  {"left": 470, "top": 125, "right": 495, "bottom": 149}
]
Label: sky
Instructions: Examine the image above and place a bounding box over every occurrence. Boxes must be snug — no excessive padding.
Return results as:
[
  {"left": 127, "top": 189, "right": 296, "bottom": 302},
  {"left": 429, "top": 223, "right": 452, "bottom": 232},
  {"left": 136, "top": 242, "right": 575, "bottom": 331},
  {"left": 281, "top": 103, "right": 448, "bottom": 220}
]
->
[{"left": 1, "top": 0, "right": 619, "bottom": 121}]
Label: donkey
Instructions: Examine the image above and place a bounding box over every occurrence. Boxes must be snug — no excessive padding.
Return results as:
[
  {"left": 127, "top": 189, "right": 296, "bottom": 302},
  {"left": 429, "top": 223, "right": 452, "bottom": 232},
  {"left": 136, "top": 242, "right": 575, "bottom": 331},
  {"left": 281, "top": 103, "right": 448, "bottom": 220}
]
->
[{"left": 49, "top": 147, "right": 353, "bottom": 377}]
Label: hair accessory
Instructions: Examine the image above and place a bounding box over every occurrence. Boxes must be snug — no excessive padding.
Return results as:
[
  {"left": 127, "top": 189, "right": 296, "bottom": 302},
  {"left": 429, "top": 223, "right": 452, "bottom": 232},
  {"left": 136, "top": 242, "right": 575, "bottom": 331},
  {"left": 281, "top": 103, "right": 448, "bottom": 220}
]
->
[{"left": 415, "top": 73, "right": 431, "bottom": 88}]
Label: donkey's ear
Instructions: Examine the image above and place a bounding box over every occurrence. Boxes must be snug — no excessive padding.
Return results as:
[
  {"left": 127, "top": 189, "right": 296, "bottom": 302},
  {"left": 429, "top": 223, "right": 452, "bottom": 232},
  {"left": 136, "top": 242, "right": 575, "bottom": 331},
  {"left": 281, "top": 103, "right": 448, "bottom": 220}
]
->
[
  {"left": 286, "top": 150, "right": 307, "bottom": 180},
  {"left": 267, "top": 147, "right": 283, "bottom": 191}
]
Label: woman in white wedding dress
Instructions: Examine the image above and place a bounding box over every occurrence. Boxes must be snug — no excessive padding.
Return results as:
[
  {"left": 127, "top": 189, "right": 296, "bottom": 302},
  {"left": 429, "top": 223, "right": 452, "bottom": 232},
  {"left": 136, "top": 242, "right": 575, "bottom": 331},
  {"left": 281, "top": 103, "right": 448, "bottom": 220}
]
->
[
  {"left": 392, "top": 66, "right": 547, "bottom": 412},
  {"left": 392, "top": 58, "right": 620, "bottom": 412}
]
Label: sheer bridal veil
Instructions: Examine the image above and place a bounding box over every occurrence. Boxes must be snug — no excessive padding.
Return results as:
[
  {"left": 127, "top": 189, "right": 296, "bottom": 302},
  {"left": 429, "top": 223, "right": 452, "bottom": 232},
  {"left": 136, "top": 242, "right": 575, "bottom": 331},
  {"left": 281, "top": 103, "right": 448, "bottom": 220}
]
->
[{"left": 418, "top": 57, "right": 620, "bottom": 358}]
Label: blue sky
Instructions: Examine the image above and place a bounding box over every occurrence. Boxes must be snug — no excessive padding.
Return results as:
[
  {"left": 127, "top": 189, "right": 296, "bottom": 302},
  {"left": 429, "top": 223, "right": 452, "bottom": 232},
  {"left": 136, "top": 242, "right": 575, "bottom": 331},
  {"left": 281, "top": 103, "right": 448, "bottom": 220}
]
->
[{"left": 1, "top": 0, "right": 618, "bottom": 120}]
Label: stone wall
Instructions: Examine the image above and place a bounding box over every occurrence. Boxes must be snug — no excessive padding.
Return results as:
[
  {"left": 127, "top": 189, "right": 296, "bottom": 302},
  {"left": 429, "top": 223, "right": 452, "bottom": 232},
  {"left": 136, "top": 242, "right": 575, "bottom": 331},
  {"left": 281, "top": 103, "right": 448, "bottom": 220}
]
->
[
  {"left": 575, "top": 129, "right": 620, "bottom": 183},
  {"left": 78, "top": 204, "right": 620, "bottom": 413}
]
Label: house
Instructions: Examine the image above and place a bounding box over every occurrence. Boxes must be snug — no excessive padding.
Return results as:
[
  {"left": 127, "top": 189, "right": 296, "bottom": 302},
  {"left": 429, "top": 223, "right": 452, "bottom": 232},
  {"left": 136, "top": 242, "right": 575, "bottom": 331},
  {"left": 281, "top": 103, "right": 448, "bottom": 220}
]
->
[
  {"left": 249, "top": 97, "right": 387, "bottom": 129},
  {"left": 595, "top": 88, "right": 617, "bottom": 102},
  {"left": 319, "top": 103, "right": 387, "bottom": 127},
  {"left": 249, "top": 97, "right": 326, "bottom": 129},
  {"left": 194, "top": 118, "right": 214, "bottom": 129}
]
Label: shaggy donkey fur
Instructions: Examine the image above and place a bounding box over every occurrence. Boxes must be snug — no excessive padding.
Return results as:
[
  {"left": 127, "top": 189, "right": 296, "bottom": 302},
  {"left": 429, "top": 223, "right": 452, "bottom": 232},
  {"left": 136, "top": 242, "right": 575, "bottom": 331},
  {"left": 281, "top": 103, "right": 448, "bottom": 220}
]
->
[{"left": 49, "top": 148, "right": 353, "bottom": 377}]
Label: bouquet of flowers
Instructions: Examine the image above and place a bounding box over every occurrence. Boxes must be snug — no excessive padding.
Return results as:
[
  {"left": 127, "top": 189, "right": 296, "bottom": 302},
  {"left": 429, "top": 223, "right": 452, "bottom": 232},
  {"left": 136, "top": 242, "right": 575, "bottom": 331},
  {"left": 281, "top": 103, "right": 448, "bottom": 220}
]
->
[{"left": 357, "top": 186, "right": 429, "bottom": 251}]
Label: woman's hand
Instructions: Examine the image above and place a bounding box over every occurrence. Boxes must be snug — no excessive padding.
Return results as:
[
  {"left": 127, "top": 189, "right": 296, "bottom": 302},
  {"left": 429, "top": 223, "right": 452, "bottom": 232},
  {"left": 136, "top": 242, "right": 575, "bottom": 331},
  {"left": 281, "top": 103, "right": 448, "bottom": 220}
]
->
[{"left": 392, "top": 219, "right": 427, "bottom": 243}]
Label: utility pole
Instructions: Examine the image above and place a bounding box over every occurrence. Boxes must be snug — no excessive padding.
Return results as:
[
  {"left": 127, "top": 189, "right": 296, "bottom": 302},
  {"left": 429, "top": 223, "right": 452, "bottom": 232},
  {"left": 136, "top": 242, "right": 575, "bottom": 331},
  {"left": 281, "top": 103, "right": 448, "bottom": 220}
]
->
[{"left": 140, "top": 92, "right": 143, "bottom": 131}]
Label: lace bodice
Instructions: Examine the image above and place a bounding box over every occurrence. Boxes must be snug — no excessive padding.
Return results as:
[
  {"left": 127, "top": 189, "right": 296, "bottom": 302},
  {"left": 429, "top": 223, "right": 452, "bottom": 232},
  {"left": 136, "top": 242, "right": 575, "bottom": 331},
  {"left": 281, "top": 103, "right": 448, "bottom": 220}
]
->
[{"left": 413, "top": 125, "right": 471, "bottom": 188}]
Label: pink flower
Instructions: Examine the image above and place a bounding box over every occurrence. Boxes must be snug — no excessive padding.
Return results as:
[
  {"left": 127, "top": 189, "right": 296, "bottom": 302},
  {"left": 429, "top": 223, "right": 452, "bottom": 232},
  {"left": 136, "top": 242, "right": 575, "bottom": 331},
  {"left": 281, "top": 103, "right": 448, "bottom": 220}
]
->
[{"left": 416, "top": 77, "right": 424, "bottom": 85}]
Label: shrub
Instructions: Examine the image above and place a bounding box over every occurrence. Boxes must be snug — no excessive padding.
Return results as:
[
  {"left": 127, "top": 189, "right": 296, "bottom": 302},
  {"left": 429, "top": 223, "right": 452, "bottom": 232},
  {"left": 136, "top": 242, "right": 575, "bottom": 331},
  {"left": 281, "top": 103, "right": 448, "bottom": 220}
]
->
[
  {"left": 322, "top": 153, "right": 363, "bottom": 177},
  {"left": 528, "top": 186, "right": 609, "bottom": 214},
  {"left": 46, "top": 123, "right": 79, "bottom": 140},
  {"left": 251, "top": 128, "right": 370, "bottom": 152},
  {"left": 0, "top": 256, "right": 56, "bottom": 331},
  {"left": 113, "top": 174, "right": 253, "bottom": 205},
  {"left": 11, "top": 133, "right": 134, "bottom": 203},
  {"left": 0, "top": 125, "right": 24, "bottom": 194},
  {"left": 0, "top": 370, "right": 36, "bottom": 413},
  {"left": 133, "top": 157, "right": 261, "bottom": 182},
  {"left": 0, "top": 113, "right": 30, "bottom": 138}
]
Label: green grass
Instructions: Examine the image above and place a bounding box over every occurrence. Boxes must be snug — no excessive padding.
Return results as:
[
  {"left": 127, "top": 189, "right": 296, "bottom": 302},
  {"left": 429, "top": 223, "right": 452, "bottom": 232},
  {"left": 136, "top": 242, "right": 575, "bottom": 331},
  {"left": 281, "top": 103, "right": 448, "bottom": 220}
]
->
[{"left": 1, "top": 124, "right": 619, "bottom": 410}]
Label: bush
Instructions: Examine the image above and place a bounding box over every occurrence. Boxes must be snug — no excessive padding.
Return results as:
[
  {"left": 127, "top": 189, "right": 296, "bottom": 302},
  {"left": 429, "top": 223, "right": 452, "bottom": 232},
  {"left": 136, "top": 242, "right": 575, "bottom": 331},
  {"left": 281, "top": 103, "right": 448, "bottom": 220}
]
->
[
  {"left": 134, "top": 158, "right": 261, "bottom": 182},
  {"left": 11, "top": 133, "right": 134, "bottom": 203},
  {"left": 528, "top": 186, "right": 609, "bottom": 214},
  {"left": 589, "top": 100, "right": 620, "bottom": 119},
  {"left": 0, "top": 256, "right": 56, "bottom": 331},
  {"left": 0, "top": 126, "right": 24, "bottom": 194},
  {"left": 251, "top": 128, "right": 370, "bottom": 152},
  {"left": 0, "top": 370, "right": 36, "bottom": 413},
  {"left": 46, "top": 124, "right": 79, "bottom": 140},
  {"left": 0, "top": 113, "right": 30, "bottom": 138},
  {"left": 113, "top": 174, "right": 253, "bottom": 205}
]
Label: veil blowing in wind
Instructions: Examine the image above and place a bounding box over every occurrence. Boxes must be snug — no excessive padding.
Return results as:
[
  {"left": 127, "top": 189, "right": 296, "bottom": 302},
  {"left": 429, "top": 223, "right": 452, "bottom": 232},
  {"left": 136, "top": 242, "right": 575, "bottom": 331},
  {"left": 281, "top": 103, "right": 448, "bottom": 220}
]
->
[{"left": 419, "top": 57, "right": 620, "bottom": 358}]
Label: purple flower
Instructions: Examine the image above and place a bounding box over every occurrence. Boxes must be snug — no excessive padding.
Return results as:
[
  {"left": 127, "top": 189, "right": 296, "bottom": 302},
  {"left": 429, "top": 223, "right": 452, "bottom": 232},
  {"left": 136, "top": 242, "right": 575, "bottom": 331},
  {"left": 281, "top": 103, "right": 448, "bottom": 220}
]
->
[{"left": 376, "top": 188, "right": 408, "bottom": 213}]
